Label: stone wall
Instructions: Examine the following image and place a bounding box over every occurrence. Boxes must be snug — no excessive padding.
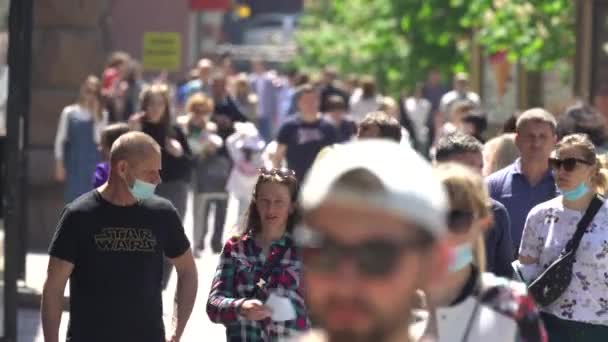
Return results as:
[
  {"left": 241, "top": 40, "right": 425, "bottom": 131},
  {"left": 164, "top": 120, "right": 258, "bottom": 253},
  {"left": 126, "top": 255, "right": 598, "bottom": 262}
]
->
[{"left": 28, "top": 0, "right": 110, "bottom": 250}]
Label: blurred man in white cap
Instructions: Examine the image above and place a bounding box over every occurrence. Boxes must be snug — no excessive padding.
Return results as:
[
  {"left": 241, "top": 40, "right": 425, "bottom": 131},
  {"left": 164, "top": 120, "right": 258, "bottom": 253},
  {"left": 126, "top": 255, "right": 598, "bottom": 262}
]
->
[{"left": 295, "top": 139, "right": 450, "bottom": 342}]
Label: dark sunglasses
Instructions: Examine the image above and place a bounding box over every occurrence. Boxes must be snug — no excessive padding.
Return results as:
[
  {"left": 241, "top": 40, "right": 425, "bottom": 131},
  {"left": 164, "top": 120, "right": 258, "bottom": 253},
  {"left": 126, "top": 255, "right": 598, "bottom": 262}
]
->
[
  {"left": 549, "top": 157, "right": 592, "bottom": 172},
  {"left": 259, "top": 167, "right": 296, "bottom": 178},
  {"left": 295, "top": 225, "right": 431, "bottom": 278},
  {"left": 447, "top": 210, "right": 475, "bottom": 233}
]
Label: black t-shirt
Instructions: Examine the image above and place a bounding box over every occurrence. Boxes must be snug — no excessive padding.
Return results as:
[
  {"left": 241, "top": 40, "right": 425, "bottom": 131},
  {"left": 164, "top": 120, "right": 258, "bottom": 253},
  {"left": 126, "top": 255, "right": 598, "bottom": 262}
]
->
[
  {"left": 48, "top": 191, "right": 190, "bottom": 342},
  {"left": 277, "top": 116, "right": 338, "bottom": 181},
  {"left": 337, "top": 119, "right": 357, "bottom": 143},
  {"left": 141, "top": 122, "right": 193, "bottom": 183}
]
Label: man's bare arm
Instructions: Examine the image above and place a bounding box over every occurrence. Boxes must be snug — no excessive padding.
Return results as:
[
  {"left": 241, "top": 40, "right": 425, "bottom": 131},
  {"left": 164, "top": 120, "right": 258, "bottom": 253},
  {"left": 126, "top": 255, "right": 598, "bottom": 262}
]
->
[
  {"left": 169, "top": 249, "right": 198, "bottom": 341},
  {"left": 42, "top": 257, "right": 73, "bottom": 342}
]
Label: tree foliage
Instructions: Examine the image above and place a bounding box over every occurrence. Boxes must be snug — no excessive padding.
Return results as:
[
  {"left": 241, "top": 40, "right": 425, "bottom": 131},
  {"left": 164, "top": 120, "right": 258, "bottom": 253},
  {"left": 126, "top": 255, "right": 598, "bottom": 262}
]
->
[{"left": 294, "top": 0, "right": 574, "bottom": 95}]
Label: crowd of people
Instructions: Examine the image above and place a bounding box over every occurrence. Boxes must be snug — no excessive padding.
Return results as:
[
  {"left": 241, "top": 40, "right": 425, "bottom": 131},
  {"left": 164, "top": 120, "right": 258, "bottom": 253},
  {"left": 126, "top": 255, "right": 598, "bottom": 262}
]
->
[{"left": 42, "top": 50, "right": 608, "bottom": 342}]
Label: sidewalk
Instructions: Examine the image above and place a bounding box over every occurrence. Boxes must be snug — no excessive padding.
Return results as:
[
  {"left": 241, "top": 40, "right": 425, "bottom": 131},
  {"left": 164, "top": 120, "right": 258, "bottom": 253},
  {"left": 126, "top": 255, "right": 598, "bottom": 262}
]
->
[{"left": 16, "top": 193, "right": 236, "bottom": 341}]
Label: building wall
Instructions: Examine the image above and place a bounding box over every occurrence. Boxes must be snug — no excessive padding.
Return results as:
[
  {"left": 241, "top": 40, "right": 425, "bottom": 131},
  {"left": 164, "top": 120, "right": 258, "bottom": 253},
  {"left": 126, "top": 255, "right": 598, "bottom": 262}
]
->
[
  {"left": 29, "top": 0, "right": 111, "bottom": 250},
  {"left": 108, "top": 0, "right": 192, "bottom": 77}
]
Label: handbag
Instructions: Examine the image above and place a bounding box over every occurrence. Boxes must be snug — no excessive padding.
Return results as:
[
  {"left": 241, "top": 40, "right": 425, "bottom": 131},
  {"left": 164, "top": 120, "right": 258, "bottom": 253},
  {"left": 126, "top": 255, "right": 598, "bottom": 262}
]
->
[{"left": 528, "top": 195, "right": 604, "bottom": 307}]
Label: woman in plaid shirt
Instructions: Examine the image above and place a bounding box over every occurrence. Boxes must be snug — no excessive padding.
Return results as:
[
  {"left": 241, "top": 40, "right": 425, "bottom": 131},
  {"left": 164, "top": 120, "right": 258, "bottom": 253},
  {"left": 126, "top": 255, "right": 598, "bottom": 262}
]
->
[{"left": 207, "top": 168, "right": 309, "bottom": 341}]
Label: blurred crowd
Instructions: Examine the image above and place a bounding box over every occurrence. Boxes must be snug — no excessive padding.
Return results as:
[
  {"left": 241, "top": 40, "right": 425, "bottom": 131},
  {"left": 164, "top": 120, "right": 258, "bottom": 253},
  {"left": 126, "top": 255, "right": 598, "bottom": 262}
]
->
[{"left": 48, "top": 49, "right": 608, "bottom": 342}]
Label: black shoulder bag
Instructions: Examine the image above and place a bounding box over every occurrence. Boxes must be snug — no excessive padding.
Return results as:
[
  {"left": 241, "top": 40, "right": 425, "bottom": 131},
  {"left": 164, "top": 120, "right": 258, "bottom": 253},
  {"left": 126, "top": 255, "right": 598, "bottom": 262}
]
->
[{"left": 528, "top": 195, "right": 604, "bottom": 307}]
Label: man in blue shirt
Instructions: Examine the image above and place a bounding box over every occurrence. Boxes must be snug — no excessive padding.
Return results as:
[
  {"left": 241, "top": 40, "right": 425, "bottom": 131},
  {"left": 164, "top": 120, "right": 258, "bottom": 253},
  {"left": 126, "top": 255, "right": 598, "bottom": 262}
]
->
[
  {"left": 487, "top": 108, "right": 558, "bottom": 253},
  {"left": 434, "top": 131, "right": 514, "bottom": 278}
]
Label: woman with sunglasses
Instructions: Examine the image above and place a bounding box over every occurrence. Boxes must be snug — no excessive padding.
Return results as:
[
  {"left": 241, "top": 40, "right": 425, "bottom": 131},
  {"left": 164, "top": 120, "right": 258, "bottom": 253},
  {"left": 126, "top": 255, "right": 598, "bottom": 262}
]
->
[
  {"left": 417, "top": 163, "right": 546, "bottom": 342},
  {"left": 207, "top": 167, "right": 309, "bottom": 341},
  {"left": 518, "top": 133, "right": 608, "bottom": 341}
]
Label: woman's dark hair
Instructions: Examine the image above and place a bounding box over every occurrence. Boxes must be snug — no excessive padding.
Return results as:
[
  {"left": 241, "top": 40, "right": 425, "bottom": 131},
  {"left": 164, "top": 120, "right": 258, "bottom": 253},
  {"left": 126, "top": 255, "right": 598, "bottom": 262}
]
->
[
  {"left": 502, "top": 111, "right": 522, "bottom": 134},
  {"left": 359, "top": 111, "right": 402, "bottom": 142},
  {"left": 557, "top": 103, "right": 607, "bottom": 148},
  {"left": 106, "top": 51, "right": 130, "bottom": 68},
  {"left": 361, "top": 76, "right": 377, "bottom": 99},
  {"left": 139, "top": 83, "right": 172, "bottom": 131},
  {"left": 461, "top": 110, "right": 488, "bottom": 142},
  {"left": 241, "top": 169, "right": 300, "bottom": 237},
  {"left": 101, "top": 123, "right": 131, "bottom": 150}
]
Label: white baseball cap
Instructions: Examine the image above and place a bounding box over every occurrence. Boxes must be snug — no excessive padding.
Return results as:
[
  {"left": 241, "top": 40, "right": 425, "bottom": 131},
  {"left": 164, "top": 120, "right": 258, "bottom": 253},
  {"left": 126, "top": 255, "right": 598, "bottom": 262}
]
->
[{"left": 299, "top": 139, "right": 448, "bottom": 237}]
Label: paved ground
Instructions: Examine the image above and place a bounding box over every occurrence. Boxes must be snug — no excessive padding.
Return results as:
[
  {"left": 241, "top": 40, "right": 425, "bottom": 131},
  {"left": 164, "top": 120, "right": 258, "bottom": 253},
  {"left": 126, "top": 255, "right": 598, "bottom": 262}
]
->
[{"left": 18, "top": 193, "right": 237, "bottom": 342}]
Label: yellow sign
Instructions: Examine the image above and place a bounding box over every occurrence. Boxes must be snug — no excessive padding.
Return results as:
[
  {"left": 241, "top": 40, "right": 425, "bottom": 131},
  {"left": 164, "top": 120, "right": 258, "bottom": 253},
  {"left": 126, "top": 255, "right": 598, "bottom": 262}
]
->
[{"left": 142, "top": 32, "right": 181, "bottom": 71}]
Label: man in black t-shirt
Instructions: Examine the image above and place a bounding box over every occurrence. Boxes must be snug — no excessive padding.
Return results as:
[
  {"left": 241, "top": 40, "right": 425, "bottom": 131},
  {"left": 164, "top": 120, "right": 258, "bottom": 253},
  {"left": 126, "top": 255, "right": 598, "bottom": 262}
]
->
[
  {"left": 42, "top": 132, "right": 198, "bottom": 342},
  {"left": 273, "top": 84, "right": 338, "bottom": 182}
]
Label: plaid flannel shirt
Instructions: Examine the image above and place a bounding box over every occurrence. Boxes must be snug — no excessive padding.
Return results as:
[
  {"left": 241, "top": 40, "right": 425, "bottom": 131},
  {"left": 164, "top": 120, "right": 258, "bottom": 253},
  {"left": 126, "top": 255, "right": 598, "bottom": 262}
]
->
[{"left": 207, "top": 233, "right": 309, "bottom": 341}]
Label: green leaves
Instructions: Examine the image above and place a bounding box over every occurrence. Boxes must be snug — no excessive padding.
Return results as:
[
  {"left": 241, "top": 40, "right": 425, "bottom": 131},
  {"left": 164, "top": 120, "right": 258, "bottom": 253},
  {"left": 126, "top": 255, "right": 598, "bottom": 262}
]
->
[{"left": 294, "top": 0, "right": 574, "bottom": 95}]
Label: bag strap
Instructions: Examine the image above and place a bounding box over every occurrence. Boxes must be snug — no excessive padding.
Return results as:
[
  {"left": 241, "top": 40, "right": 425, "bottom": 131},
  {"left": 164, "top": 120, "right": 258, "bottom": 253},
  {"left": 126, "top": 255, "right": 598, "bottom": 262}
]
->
[
  {"left": 253, "top": 237, "right": 292, "bottom": 290},
  {"left": 565, "top": 195, "right": 604, "bottom": 254}
]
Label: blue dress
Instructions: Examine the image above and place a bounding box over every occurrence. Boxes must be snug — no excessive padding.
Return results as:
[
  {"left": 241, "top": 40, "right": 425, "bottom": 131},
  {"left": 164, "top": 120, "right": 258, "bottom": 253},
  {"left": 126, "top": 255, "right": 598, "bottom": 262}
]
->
[{"left": 63, "top": 110, "right": 100, "bottom": 203}]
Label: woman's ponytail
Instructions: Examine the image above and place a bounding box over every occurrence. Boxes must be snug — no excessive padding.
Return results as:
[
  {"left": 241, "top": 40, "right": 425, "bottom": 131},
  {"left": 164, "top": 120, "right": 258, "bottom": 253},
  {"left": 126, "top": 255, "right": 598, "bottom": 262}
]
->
[{"left": 594, "top": 154, "right": 608, "bottom": 195}]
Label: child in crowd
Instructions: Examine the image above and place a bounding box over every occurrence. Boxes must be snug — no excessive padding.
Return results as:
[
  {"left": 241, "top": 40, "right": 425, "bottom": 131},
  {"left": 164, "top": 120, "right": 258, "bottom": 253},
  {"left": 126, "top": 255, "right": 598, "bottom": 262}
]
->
[
  {"left": 225, "top": 122, "right": 266, "bottom": 221},
  {"left": 324, "top": 95, "right": 357, "bottom": 143},
  {"left": 92, "top": 122, "right": 130, "bottom": 188}
]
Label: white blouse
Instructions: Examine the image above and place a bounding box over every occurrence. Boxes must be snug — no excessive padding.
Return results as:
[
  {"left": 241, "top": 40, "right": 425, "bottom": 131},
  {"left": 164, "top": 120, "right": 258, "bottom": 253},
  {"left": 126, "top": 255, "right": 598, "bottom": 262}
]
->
[
  {"left": 519, "top": 196, "right": 608, "bottom": 325},
  {"left": 54, "top": 104, "right": 108, "bottom": 161}
]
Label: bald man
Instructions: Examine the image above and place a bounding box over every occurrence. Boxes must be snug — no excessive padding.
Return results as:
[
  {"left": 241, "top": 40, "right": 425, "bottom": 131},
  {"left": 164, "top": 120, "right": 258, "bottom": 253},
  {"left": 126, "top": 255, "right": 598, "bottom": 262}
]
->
[{"left": 42, "top": 132, "right": 198, "bottom": 342}]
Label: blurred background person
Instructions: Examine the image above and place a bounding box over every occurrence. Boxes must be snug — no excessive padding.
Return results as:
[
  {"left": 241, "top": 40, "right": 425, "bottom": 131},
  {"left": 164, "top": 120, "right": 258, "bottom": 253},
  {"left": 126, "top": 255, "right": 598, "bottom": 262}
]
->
[
  {"left": 233, "top": 73, "right": 258, "bottom": 124},
  {"left": 557, "top": 102, "right": 608, "bottom": 154},
  {"left": 323, "top": 95, "right": 357, "bottom": 143},
  {"left": 379, "top": 98, "right": 413, "bottom": 147},
  {"left": 176, "top": 93, "right": 227, "bottom": 256},
  {"left": 207, "top": 167, "right": 308, "bottom": 341},
  {"left": 319, "top": 65, "right": 349, "bottom": 113},
  {"left": 129, "top": 84, "right": 192, "bottom": 220},
  {"left": 182, "top": 58, "right": 214, "bottom": 103},
  {"left": 483, "top": 133, "right": 520, "bottom": 176},
  {"left": 250, "top": 58, "right": 279, "bottom": 142},
  {"left": 422, "top": 69, "right": 449, "bottom": 152},
  {"left": 419, "top": 163, "right": 546, "bottom": 341},
  {"left": 349, "top": 75, "right": 383, "bottom": 123},
  {"left": 129, "top": 84, "right": 192, "bottom": 287},
  {"left": 517, "top": 134, "right": 608, "bottom": 341},
  {"left": 212, "top": 72, "right": 249, "bottom": 142},
  {"left": 460, "top": 110, "right": 488, "bottom": 143},
  {"left": 225, "top": 122, "right": 266, "bottom": 225},
  {"left": 92, "top": 122, "right": 130, "bottom": 188},
  {"left": 343, "top": 73, "right": 361, "bottom": 97},
  {"left": 439, "top": 72, "right": 481, "bottom": 119},
  {"left": 55, "top": 75, "right": 108, "bottom": 203},
  {"left": 274, "top": 84, "right": 338, "bottom": 182},
  {"left": 277, "top": 67, "right": 300, "bottom": 121},
  {"left": 357, "top": 111, "right": 403, "bottom": 144},
  {"left": 434, "top": 132, "right": 514, "bottom": 279},
  {"left": 402, "top": 82, "right": 432, "bottom": 155},
  {"left": 101, "top": 51, "right": 131, "bottom": 122},
  {"left": 117, "top": 60, "right": 145, "bottom": 121}
]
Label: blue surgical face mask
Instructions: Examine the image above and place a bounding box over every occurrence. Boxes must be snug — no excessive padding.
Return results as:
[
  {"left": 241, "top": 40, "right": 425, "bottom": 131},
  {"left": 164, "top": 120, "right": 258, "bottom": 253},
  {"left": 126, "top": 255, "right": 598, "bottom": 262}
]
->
[
  {"left": 129, "top": 179, "right": 157, "bottom": 201},
  {"left": 449, "top": 243, "right": 474, "bottom": 272},
  {"left": 560, "top": 182, "right": 589, "bottom": 201}
]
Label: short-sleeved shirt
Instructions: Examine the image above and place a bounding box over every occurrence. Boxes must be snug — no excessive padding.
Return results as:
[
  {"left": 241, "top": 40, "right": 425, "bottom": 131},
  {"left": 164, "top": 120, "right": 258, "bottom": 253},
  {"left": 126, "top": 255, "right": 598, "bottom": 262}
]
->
[
  {"left": 277, "top": 116, "right": 338, "bottom": 181},
  {"left": 48, "top": 191, "right": 190, "bottom": 342},
  {"left": 520, "top": 197, "right": 608, "bottom": 325},
  {"left": 487, "top": 159, "right": 558, "bottom": 250}
]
